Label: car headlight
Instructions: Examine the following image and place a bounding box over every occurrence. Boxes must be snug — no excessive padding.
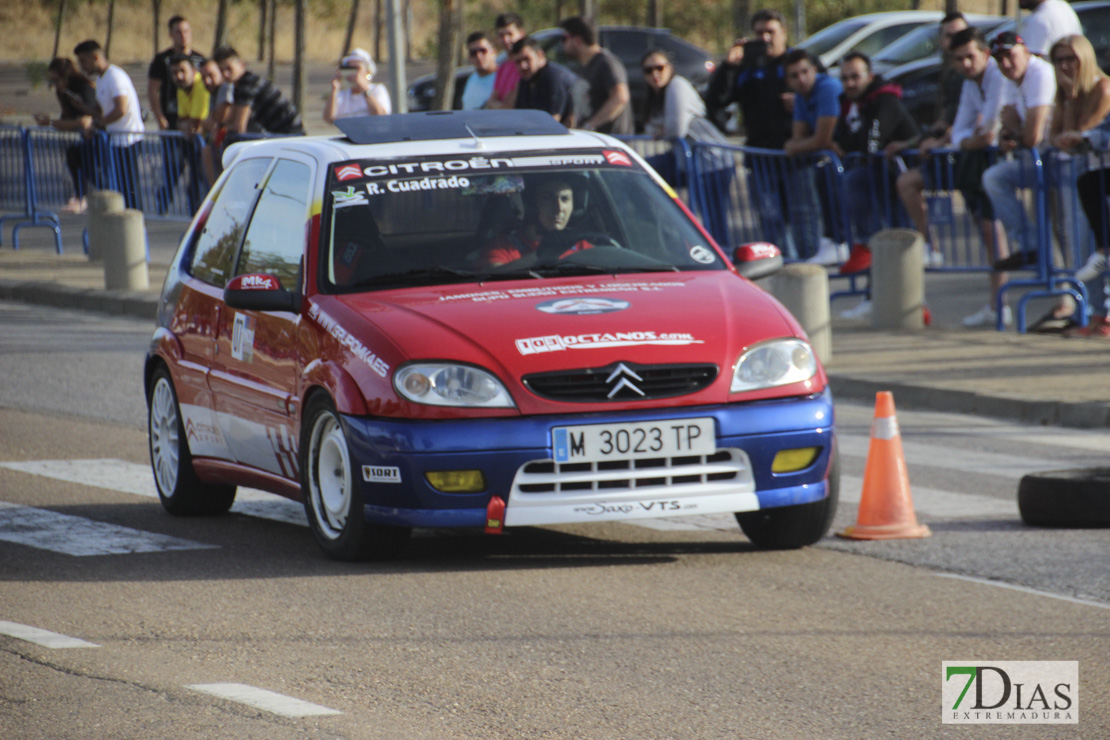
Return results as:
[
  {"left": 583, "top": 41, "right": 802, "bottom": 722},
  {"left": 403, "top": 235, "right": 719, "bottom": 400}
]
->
[
  {"left": 730, "top": 338, "right": 817, "bottom": 392},
  {"left": 394, "top": 363, "right": 516, "bottom": 408}
]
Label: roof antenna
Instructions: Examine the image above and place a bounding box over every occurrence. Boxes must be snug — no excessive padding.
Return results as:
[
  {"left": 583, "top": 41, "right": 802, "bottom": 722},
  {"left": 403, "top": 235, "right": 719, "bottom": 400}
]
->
[{"left": 463, "top": 124, "right": 485, "bottom": 149}]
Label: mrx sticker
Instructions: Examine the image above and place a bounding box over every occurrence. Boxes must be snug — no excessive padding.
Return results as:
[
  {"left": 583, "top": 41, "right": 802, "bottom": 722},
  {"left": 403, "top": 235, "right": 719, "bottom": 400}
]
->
[{"left": 231, "top": 314, "right": 255, "bottom": 362}]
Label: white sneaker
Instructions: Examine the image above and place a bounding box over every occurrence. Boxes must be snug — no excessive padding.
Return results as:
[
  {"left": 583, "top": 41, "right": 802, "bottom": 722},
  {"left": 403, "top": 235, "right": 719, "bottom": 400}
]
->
[
  {"left": 1075, "top": 251, "right": 1108, "bottom": 282},
  {"left": 839, "top": 299, "right": 873, "bottom": 319},
  {"left": 962, "top": 304, "right": 1013, "bottom": 328},
  {"left": 923, "top": 249, "right": 945, "bottom": 268},
  {"left": 806, "top": 237, "right": 847, "bottom": 266}
]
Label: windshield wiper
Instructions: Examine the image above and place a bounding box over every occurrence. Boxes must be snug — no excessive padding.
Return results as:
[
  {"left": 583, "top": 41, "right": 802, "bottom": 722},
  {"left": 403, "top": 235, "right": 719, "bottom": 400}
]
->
[{"left": 349, "top": 266, "right": 481, "bottom": 288}]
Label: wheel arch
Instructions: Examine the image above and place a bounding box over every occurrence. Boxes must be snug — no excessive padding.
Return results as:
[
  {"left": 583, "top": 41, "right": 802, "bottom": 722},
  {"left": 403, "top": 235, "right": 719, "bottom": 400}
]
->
[{"left": 301, "top": 359, "right": 369, "bottom": 416}]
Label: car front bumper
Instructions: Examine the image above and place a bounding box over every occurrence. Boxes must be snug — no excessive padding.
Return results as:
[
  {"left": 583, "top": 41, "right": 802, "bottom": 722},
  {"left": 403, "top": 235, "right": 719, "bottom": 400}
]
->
[{"left": 342, "top": 389, "right": 835, "bottom": 529}]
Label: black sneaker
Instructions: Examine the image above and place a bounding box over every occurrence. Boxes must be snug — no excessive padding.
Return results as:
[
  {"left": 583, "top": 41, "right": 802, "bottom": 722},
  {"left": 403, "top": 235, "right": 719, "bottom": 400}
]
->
[{"left": 992, "top": 251, "right": 1037, "bottom": 271}]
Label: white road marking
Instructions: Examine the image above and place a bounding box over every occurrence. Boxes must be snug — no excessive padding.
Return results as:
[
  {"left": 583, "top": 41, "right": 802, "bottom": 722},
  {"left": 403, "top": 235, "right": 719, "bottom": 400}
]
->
[
  {"left": 839, "top": 474, "right": 1016, "bottom": 519},
  {"left": 0, "top": 459, "right": 306, "bottom": 527},
  {"left": 838, "top": 433, "right": 1068, "bottom": 480},
  {"left": 0, "top": 502, "right": 217, "bottom": 556},
  {"left": 186, "top": 683, "right": 342, "bottom": 717},
  {"left": 0, "top": 620, "right": 100, "bottom": 648},
  {"left": 936, "top": 574, "right": 1110, "bottom": 610}
]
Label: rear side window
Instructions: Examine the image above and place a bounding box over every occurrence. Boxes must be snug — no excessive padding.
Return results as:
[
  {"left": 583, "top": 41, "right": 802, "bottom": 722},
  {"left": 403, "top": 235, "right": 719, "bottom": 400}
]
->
[
  {"left": 189, "top": 158, "right": 271, "bottom": 287},
  {"left": 237, "top": 159, "right": 312, "bottom": 290},
  {"left": 854, "top": 23, "right": 925, "bottom": 58}
]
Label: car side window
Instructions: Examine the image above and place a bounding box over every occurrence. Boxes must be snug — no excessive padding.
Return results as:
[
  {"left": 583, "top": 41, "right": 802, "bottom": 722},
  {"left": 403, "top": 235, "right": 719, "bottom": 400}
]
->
[
  {"left": 855, "top": 23, "right": 922, "bottom": 58},
  {"left": 189, "top": 158, "right": 271, "bottom": 287},
  {"left": 237, "top": 159, "right": 312, "bottom": 290}
]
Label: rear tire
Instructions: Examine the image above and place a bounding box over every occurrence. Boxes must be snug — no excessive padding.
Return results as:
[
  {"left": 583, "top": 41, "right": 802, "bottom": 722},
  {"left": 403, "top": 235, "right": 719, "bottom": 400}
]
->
[
  {"left": 1018, "top": 468, "right": 1110, "bottom": 527},
  {"left": 301, "top": 394, "right": 411, "bottom": 561},
  {"left": 736, "top": 446, "right": 840, "bottom": 549},
  {"left": 147, "top": 367, "right": 236, "bottom": 515}
]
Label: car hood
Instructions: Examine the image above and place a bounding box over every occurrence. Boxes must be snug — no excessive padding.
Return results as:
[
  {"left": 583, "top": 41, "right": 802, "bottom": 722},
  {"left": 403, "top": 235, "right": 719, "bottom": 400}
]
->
[{"left": 330, "top": 271, "right": 822, "bottom": 414}]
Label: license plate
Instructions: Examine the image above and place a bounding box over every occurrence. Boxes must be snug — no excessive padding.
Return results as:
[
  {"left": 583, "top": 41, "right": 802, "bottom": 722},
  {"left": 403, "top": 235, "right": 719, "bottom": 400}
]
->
[{"left": 552, "top": 418, "right": 716, "bottom": 464}]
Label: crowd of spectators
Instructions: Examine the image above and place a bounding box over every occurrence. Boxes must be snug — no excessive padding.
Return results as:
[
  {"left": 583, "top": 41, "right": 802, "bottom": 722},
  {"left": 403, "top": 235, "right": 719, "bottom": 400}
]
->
[{"left": 26, "top": 4, "right": 1110, "bottom": 334}]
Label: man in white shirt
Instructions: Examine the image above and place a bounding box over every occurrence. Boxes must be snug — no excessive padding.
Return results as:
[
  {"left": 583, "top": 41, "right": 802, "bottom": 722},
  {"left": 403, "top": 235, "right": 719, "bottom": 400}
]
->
[
  {"left": 461, "top": 32, "right": 498, "bottom": 110},
  {"left": 1019, "top": 0, "right": 1083, "bottom": 56},
  {"left": 982, "top": 32, "right": 1056, "bottom": 273},
  {"left": 74, "top": 39, "right": 145, "bottom": 209}
]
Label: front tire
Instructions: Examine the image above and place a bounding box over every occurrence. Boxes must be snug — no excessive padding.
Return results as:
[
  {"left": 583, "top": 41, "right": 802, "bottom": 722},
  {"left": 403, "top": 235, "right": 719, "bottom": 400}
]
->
[
  {"left": 736, "top": 445, "right": 840, "bottom": 549},
  {"left": 147, "top": 367, "right": 236, "bottom": 515},
  {"left": 301, "top": 394, "right": 411, "bottom": 561}
]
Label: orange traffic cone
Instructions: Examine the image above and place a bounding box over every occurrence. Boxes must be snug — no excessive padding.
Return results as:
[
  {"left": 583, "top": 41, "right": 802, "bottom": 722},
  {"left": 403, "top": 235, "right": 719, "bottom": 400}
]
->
[{"left": 838, "top": 391, "right": 931, "bottom": 540}]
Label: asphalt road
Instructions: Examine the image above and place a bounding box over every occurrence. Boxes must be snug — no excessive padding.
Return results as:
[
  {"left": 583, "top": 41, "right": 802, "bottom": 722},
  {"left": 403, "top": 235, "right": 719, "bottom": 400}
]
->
[{"left": 0, "top": 301, "right": 1107, "bottom": 738}]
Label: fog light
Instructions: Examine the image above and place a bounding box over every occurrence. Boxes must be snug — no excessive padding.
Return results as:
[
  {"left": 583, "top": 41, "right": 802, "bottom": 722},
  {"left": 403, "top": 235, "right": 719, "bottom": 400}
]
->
[
  {"left": 425, "top": 470, "right": 486, "bottom": 493},
  {"left": 772, "top": 447, "right": 819, "bottom": 473}
]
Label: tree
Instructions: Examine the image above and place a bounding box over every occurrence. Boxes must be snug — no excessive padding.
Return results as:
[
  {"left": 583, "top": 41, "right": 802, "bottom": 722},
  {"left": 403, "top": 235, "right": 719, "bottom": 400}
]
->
[
  {"left": 293, "top": 0, "right": 306, "bottom": 114},
  {"left": 258, "top": 0, "right": 267, "bottom": 61},
  {"left": 432, "top": 0, "right": 462, "bottom": 110},
  {"left": 152, "top": 0, "right": 162, "bottom": 56},
  {"left": 214, "top": 0, "right": 229, "bottom": 50},
  {"left": 344, "top": 0, "right": 361, "bottom": 56},
  {"left": 647, "top": 0, "right": 661, "bottom": 28},
  {"left": 52, "top": 0, "right": 65, "bottom": 59}
]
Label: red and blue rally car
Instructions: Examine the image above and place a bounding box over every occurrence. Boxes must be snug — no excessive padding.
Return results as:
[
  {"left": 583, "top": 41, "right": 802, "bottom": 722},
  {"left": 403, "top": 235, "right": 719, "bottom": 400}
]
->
[{"left": 145, "top": 110, "right": 838, "bottom": 560}]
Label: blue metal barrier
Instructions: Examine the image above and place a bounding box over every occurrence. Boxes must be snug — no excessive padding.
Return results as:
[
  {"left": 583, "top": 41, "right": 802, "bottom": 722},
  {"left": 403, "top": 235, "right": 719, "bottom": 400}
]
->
[{"left": 0, "top": 126, "right": 62, "bottom": 253}]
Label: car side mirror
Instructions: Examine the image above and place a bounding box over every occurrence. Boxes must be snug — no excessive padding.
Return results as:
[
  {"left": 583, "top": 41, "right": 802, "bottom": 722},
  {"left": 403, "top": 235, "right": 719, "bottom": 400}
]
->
[
  {"left": 733, "top": 242, "right": 783, "bottom": 281},
  {"left": 223, "top": 273, "right": 301, "bottom": 313}
]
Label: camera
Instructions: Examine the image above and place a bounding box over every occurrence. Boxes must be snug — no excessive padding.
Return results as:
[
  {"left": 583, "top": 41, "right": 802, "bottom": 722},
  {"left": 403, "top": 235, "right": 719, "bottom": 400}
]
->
[{"left": 742, "top": 40, "right": 769, "bottom": 67}]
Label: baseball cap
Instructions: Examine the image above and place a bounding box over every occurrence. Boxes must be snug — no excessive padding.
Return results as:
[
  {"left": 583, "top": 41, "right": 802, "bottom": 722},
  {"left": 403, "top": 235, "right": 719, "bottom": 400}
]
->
[
  {"left": 340, "top": 48, "right": 376, "bottom": 75},
  {"left": 991, "top": 31, "right": 1024, "bottom": 55}
]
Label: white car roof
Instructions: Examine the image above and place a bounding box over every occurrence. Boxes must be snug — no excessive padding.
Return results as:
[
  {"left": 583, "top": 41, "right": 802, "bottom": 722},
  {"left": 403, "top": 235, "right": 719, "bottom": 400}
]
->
[{"left": 222, "top": 111, "right": 627, "bottom": 169}]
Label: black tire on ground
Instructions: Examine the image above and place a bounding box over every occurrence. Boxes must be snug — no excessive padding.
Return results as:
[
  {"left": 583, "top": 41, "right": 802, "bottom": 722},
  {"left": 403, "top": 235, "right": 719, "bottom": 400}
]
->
[
  {"left": 1017, "top": 468, "right": 1110, "bottom": 528},
  {"left": 301, "top": 393, "right": 411, "bottom": 561},
  {"left": 735, "top": 445, "right": 840, "bottom": 549},
  {"left": 147, "top": 366, "right": 237, "bottom": 516}
]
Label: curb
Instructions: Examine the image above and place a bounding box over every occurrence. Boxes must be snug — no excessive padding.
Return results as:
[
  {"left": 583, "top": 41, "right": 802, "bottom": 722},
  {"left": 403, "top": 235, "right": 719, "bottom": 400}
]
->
[
  {"left": 0, "top": 278, "right": 158, "bottom": 322},
  {"left": 829, "top": 376, "right": 1110, "bottom": 430}
]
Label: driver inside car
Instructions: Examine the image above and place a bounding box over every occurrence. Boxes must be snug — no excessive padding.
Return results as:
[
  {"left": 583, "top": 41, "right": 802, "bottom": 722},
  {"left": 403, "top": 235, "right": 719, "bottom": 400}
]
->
[{"left": 479, "top": 174, "right": 594, "bottom": 268}]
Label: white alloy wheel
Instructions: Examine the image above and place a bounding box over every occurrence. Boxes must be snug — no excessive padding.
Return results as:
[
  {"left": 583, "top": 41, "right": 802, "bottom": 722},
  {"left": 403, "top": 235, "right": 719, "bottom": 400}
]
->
[
  {"left": 149, "top": 376, "right": 180, "bottom": 496},
  {"left": 309, "top": 412, "right": 353, "bottom": 539}
]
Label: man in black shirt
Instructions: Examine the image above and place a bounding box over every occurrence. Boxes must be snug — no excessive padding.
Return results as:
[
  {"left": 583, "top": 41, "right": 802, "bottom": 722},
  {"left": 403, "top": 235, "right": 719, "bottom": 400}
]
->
[
  {"left": 213, "top": 46, "right": 304, "bottom": 136},
  {"left": 511, "top": 37, "right": 578, "bottom": 126},
  {"left": 557, "top": 16, "right": 632, "bottom": 135},
  {"left": 148, "top": 15, "right": 206, "bottom": 131},
  {"left": 705, "top": 8, "right": 794, "bottom": 147}
]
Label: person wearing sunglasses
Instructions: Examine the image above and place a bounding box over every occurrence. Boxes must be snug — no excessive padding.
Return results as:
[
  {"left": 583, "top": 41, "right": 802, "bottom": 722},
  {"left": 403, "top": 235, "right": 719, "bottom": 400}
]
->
[
  {"left": 461, "top": 32, "right": 499, "bottom": 110},
  {"left": 640, "top": 49, "right": 734, "bottom": 245}
]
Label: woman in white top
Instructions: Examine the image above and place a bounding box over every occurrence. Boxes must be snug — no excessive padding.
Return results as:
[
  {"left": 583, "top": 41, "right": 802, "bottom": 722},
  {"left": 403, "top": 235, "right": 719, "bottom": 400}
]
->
[
  {"left": 324, "top": 48, "right": 391, "bottom": 123},
  {"left": 640, "top": 49, "right": 735, "bottom": 246}
]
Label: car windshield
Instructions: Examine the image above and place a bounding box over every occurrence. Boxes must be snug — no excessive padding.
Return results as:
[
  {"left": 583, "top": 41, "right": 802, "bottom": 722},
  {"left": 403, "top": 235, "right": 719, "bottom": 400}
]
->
[
  {"left": 872, "top": 24, "right": 941, "bottom": 65},
  {"left": 324, "top": 150, "right": 725, "bottom": 291},
  {"left": 797, "top": 19, "right": 870, "bottom": 57}
]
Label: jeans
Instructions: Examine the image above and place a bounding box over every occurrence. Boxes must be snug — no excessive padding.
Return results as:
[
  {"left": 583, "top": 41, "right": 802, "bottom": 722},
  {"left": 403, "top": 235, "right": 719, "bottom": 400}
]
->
[{"left": 982, "top": 152, "right": 1039, "bottom": 254}]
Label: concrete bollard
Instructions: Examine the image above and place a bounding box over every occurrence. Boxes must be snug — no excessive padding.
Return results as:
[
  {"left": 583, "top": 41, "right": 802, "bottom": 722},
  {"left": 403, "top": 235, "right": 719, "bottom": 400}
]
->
[
  {"left": 767, "top": 263, "right": 831, "bottom": 365},
  {"left": 101, "top": 209, "right": 149, "bottom": 291},
  {"left": 869, "top": 229, "right": 924, "bottom": 331},
  {"left": 86, "top": 190, "right": 125, "bottom": 261}
]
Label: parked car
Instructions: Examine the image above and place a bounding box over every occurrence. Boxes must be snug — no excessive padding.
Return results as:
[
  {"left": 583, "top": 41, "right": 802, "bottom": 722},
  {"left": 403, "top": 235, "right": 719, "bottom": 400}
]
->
[
  {"left": 888, "top": 0, "right": 1110, "bottom": 128},
  {"left": 834, "top": 14, "right": 1006, "bottom": 79},
  {"left": 144, "top": 109, "right": 838, "bottom": 561},
  {"left": 797, "top": 11, "right": 944, "bottom": 69},
  {"left": 407, "top": 26, "right": 715, "bottom": 130}
]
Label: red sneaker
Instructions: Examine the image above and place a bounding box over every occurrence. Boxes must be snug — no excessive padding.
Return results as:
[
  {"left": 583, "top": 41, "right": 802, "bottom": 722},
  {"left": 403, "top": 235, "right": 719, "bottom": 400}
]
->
[{"left": 839, "top": 244, "right": 871, "bottom": 274}]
